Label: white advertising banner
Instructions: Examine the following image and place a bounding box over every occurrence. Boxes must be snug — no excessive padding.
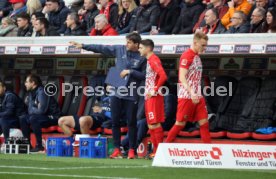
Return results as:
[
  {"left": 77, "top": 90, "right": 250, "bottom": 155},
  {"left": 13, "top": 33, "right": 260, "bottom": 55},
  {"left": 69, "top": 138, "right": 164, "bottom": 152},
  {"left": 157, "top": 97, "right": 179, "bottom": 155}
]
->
[{"left": 153, "top": 143, "right": 276, "bottom": 170}]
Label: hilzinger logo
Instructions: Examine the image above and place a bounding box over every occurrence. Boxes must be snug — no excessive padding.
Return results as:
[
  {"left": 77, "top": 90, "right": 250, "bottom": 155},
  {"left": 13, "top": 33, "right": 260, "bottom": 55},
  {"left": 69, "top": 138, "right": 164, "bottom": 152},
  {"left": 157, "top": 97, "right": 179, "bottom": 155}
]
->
[
  {"left": 168, "top": 147, "right": 222, "bottom": 160},
  {"left": 232, "top": 149, "right": 276, "bottom": 161}
]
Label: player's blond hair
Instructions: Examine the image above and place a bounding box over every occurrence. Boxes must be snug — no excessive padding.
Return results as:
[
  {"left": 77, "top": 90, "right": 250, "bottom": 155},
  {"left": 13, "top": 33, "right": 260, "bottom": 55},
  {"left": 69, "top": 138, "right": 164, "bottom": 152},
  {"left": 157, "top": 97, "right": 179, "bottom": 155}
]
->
[{"left": 194, "top": 30, "right": 208, "bottom": 41}]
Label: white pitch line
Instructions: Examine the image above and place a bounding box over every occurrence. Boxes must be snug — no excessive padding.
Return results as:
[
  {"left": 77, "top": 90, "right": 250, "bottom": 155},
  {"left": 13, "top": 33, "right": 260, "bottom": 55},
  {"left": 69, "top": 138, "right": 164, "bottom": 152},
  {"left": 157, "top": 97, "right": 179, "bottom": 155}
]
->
[
  {"left": 0, "top": 165, "right": 149, "bottom": 170},
  {"left": 0, "top": 172, "right": 140, "bottom": 179}
]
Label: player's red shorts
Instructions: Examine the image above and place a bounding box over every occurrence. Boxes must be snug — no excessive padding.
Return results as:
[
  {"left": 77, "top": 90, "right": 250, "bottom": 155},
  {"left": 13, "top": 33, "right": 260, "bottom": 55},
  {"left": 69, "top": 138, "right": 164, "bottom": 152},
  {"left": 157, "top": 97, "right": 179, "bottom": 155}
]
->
[
  {"left": 145, "top": 95, "right": 165, "bottom": 125},
  {"left": 176, "top": 97, "right": 208, "bottom": 122}
]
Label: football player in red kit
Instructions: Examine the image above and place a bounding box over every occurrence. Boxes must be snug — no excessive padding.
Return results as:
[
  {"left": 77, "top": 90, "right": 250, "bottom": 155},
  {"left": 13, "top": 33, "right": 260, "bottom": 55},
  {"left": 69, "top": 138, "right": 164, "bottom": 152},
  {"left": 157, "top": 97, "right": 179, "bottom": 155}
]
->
[
  {"left": 165, "top": 31, "right": 211, "bottom": 143},
  {"left": 139, "top": 39, "right": 167, "bottom": 159}
]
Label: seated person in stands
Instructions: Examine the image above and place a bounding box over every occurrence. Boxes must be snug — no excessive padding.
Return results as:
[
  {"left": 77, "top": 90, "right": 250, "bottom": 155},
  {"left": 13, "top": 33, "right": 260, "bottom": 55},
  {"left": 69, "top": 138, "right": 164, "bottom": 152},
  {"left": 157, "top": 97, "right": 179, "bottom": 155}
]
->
[
  {"left": 17, "top": 13, "right": 33, "bottom": 37},
  {"left": 247, "top": 0, "right": 269, "bottom": 21},
  {"left": 64, "top": 12, "right": 86, "bottom": 36},
  {"left": 58, "top": 97, "right": 111, "bottom": 136},
  {"left": 116, "top": 0, "right": 137, "bottom": 34},
  {"left": 99, "top": 0, "right": 118, "bottom": 28},
  {"left": 262, "top": 7, "right": 276, "bottom": 33},
  {"left": 9, "top": 0, "right": 27, "bottom": 20},
  {"left": 89, "top": 14, "right": 118, "bottom": 36},
  {"left": 30, "top": 12, "right": 45, "bottom": 36},
  {"left": 79, "top": 0, "right": 99, "bottom": 34},
  {"left": 226, "top": 11, "right": 250, "bottom": 33},
  {"left": 150, "top": 0, "right": 180, "bottom": 35},
  {"left": 129, "top": 0, "right": 160, "bottom": 34},
  {"left": 172, "top": 0, "right": 205, "bottom": 34},
  {"left": 221, "top": 0, "right": 252, "bottom": 29},
  {"left": 34, "top": 17, "right": 60, "bottom": 36},
  {"left": 0, "top": 0, "right": 10, "bottom": 20},
  {"left": 20, "top": 74, "right": 61, "bottom": 152},
  {"left": 250, "top": 7, "right": 266, "bottom": 33},
  {"left": 193, "top": 0, "right": 228, "bottom": 32},
  {"left": 45, "top": 0, "right": 70, "bottom": 34},
  {"left": 0, "top": 80, "right": 27, "bottom": 142},
  {"left": 0, "top": 17, "right": 18, "bottom": 37},
  {"left": 202, "top": 8, "right": 226, "bottom": 34}
]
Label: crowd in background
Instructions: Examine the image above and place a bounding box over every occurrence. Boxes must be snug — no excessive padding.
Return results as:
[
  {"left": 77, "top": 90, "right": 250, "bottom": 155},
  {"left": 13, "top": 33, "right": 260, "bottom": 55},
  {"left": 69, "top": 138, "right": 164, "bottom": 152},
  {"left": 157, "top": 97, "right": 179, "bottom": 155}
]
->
[{"left": 0, "top": 0, "right": 276, "bottom": 37}]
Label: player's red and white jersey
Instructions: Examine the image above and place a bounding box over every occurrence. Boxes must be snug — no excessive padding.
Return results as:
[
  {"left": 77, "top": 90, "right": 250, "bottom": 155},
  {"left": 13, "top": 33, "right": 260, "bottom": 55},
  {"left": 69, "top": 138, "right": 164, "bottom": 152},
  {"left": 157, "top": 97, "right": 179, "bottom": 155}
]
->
[{"left": 178, "top": 49, "right": 203, "bottom": 99}]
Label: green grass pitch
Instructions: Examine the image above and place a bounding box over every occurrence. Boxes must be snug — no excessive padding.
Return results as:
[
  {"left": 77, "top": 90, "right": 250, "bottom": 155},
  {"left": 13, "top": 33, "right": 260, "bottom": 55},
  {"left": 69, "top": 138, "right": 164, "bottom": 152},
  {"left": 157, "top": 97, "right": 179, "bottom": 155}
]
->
[{"left": 0, "top": 154, "right": 275, "bottom": 179}]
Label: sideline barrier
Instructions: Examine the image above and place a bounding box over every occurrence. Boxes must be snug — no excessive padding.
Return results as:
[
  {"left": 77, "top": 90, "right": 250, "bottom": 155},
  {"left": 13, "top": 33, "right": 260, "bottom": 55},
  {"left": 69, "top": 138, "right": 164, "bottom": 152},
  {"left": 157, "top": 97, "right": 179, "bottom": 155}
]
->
[{"left": 153, "top": 143, "right": 276, "bottom": 170}]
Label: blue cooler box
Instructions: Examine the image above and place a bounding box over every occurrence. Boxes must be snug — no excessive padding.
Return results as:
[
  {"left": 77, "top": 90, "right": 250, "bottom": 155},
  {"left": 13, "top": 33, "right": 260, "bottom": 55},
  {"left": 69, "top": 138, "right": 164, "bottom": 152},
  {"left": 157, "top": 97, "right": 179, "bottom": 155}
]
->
[
  {"left": 79, "top": 138, "right": 107, "bottom": 158},
  {"left": 47, "top": 137, "right": 73, "bottom": 157}
]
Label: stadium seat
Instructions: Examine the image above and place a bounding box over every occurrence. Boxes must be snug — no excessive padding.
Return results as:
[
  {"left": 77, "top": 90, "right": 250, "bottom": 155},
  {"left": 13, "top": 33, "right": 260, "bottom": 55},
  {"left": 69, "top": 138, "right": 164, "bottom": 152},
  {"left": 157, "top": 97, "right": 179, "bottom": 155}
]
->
[
  {"left": 46, "top": 76, "right": 65, "bottom": 108},
  {"left": 104, "top": 127, "right": 128, "bottom": 135},
  {"left": 217, "top": 77, "right": 262, "bottom": 132},
  {"left": 179, "top": 130, "right": 200, "bottom": 137},
  {"left": 210, "top": 131, "right": 227, "bottom": 138},
  {"left": 4, "top": 75, "right": 21, "bottom": 95},
  {"left": 226, "top": 132, "right": 252, "bottom": 139},
  {"left": 61, "top": 76, "right": 88, "bottom": 116},
  {"left": 89, "top": 128, "right": 102, "bottom": 135},
  {"left": 41, "top": 126, "right": 58, "bottom": 133},
  {"left": 252, "top": 133, "right": 276, "bottom": 140}
]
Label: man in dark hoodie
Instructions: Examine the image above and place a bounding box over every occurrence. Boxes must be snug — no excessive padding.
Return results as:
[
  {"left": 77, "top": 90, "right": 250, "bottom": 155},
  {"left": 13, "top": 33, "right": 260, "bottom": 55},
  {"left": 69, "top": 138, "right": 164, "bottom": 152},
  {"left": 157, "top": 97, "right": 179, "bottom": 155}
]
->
[
  {"left": 0, "top": 80, "right": 27, "bottom": 142},
  {"left": 17, "top": 13, "right": 33, "bottom": 37},
  {"left": 250, "top": 7, "right": 266, "bottom": 33},
  {"left": 20, "top": 74, "right": 61, "bottom": 152},
  {"left": 226, "top": 11, "right": 250, "bottom": 33},
  {"left": 34, "top": 17, "right": 60, "bottom": 36},
  {"left": 172, "top": 0, "right": 205, "bottom": 34},
  {"left": 70, "top": 32, "right": 146, "bottom": 159},
  {"left": 79, "top": 0, "right": 99, "bottom": 34},
  {"left": 130, "top": 0, "right": 160, "bottom": 34},
  {"left": 150, "top": 0, "right": 180, "bottom": 35},
  {"left": 64, "top": 12, "right": 86, "bottom": 36},
  {"left": 45, "top": 0, "right": 70, "bottom": 34}
]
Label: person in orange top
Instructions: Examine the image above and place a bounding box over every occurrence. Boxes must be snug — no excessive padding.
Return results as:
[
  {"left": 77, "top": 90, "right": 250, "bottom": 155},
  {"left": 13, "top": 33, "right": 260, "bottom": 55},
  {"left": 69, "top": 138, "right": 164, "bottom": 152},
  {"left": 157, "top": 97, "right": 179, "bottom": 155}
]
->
[
  {"left": 89, "top": 14, "right": 118, "bottom": 36},
  {"left": 221, "top": 0, "right": 252, "bottom": 29}
]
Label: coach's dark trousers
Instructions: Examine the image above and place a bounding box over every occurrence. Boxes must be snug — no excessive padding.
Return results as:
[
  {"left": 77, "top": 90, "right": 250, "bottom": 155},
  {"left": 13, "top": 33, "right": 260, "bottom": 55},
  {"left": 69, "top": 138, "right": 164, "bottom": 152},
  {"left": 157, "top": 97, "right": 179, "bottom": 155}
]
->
[
  {"left": 0, "top": 117, "right": 19, "bottom": 142},
  {"left": 111, "top": 96, "right": 137, "bottom": 149},
  {"left": 20, "top": 114, "right": 57, "bottom": 147}
]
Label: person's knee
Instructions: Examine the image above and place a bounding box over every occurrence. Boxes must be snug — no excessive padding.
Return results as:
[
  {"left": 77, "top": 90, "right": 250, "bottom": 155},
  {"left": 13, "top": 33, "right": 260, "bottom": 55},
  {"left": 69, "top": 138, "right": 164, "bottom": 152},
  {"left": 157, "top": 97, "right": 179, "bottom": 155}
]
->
[
  {"left": 79, "top": 117, "right": 92, "bottom": 128},
  {"left": 58, "top": 117, "right": 66, "bottom": 126}
]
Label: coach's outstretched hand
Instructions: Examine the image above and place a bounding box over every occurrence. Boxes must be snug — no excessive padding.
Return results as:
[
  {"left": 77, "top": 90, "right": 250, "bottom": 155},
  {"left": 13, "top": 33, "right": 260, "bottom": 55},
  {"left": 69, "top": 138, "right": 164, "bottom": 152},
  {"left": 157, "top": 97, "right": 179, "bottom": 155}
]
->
[{"left": 69, "top": 41, "right": 83, "bottom": 49}]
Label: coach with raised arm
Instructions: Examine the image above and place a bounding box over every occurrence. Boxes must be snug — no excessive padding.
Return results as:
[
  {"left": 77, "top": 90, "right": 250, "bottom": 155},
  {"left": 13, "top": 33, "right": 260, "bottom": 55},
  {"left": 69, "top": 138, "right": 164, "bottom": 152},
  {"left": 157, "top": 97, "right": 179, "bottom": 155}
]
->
[
  {"left": 0, "top": 80, "right": 27, "bottom": 142},
  {"left": 20, "top": 74, "right": 61, "bottom": 153},
  {"left": 70, "top": 33, "right": 146, "bottom": 159}
]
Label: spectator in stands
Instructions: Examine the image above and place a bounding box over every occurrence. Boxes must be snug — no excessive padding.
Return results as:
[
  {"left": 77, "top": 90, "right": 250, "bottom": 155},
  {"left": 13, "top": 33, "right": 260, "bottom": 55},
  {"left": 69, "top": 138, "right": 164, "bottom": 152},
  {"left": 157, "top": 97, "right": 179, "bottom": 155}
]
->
[
  {"left": 248, "top": 0, "right": 269, "bottom": 21},
  {"left": 79, "top": 0, "right": 99, "bottom": 35},
  {"left": 221, "top": 0, "right": 252, "bottom": 29},
  {"left": 0, "top": 80, "right": 27, "bottom": 142},
  {"left": 129, "top": 0, "right": 160, "bottom": 34},
  {"left": 0, "top": 0, "right": 10, "bottom": 20},
  {"left": 45, "top": 0, "right": 70, "bottom": 34},
  {"left": 193, "top": 0, "right": 228, "bottom": 32},
  {"left": 64, "top": 12, "right": 86, "bottom": 36},
  {"left": 172, "top": 0, "right": 205, "bottom": 34},
  {"left": 27, "top": 0, "right": 42, "bottom": 15},
  {"left": 226, "top": 10, "right": 250, "bottom": 33},
  {"left": 89, "top": 14, "right": 118, "bottom": 36},
  {"left": 116, "top": 0, "right": 137, "bottom": 34},
  {"left": 150, "top": 0, "right": 180, "bottom": 35},
  {"left": 20, "top": 74, "right": 61, "bottom": 152},
  {"left": 0, "top": 17, "right": 18, "bottom": 37},
  {"left": 30, "top": 11, "right": 45, "bottom": 36},
  {"left": 34, "top": 17, "right": 60, "bottom": 36},
  {"left": 17, "top": 13, "right": 33, "bottom": 37},
  {"left": 58, "top": 98, "right": 111, "bottom": 136},
  {"left": 250, "top": 7, "right": 266, "bottom": 33},
  {"left": 202, "top": 8, "right": 226, "bottom": 34},
  {"left": 9, "top": 0, "right": 27, "bottom": 20},
  {"left": 70, "top": 32, "right": 146, "bottom": 159},
  {"left": 262, "top": 7, "right": 276, "bottom": 32},
  {"left": 99, "top": 0, "right": 118, "bottom": 28}
]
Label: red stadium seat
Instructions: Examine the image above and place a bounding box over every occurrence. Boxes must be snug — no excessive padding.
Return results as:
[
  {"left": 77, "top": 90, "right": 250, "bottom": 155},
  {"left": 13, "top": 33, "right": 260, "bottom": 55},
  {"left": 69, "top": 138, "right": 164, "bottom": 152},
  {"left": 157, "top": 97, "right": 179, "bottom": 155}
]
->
[
  {"left": 227, "top": 132, "right": 252, "bottom": 139},
  {"left": 4, "top": 75, "right": 21, "bottom": 95},
  {"left": 89, "top": 128, "right": 102, "bottom": 135},
  {"left": 252, "top": 133, "right": 276, "bottom": 140},
  {"left": 41, "top": 126, "right": 58, "bottom": 133},
  {"left": 210, "top": 131, "right": 227, "bottom": 138},
  {"left": 179, "top": 130, "right": 200, "bottom": 137},
  {"left": 104, "top": 127, "right": 128, "bottom": 135},
  {"left": 47, "top": 76, "right": 65, "bottom": 108}
]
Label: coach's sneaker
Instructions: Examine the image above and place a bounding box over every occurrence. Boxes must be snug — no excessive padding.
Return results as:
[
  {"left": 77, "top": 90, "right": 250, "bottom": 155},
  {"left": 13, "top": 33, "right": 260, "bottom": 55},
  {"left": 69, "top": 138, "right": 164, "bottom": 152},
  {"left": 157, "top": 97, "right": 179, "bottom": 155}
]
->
[
  {"left": 110, "top": 148, "right": 123, "bottom": 159},
  {"left": 127, "top": 149, "right": 135, "bottom": 159},
  {"left": 145, "top": 153, "right": 155, "bottom": 160}
]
